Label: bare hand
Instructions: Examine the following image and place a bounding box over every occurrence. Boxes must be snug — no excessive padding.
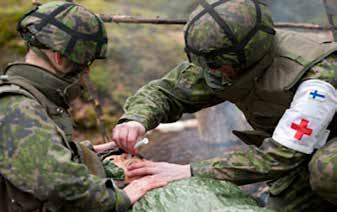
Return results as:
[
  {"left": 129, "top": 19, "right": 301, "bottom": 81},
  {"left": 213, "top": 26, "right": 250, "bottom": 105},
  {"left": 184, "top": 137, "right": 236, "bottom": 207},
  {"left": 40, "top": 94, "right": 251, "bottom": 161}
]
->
[
  {"left": 93, "top": 142, "right": 117, "bottom": 153},
  {"left": 123, "top": 176, "right": 168, "bottom": 204},
  {"left": 127, "top": 161, "right": 191, "bottom": 183},
  {"left": 112, "top": 121, "right": 146, "bottom": 155}
]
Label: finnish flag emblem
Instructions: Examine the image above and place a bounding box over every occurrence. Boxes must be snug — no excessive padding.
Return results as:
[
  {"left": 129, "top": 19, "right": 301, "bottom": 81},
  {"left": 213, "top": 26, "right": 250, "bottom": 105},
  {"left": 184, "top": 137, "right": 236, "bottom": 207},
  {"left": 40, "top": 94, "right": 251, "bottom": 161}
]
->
[
  {"left": 272, "top": 80, "right": 337, "bottom": 154},
  {"left": 309, "top": 90, "right": 326, "bottom": 101}
]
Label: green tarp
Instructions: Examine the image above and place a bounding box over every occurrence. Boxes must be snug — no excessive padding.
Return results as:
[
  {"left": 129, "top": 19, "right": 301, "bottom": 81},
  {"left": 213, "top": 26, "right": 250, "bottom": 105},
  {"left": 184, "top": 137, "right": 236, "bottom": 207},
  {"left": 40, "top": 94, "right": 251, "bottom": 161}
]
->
[{"left": 131, "top": 177, "right": 273, "bottom": 212}]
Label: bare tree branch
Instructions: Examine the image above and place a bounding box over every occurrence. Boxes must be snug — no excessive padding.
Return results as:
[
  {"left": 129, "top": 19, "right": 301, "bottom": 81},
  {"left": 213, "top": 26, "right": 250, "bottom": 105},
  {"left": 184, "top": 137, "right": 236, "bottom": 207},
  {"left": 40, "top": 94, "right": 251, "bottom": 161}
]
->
[
  {"left": 99, "top": 14, "right": 187, "bottom": 25},
  {"left": 31, "top": 0, "right": 336, "bottom": 31},
  {"left": 100, "top": 16, "right": 335, "bottom": 31},
  {"left": 275, "top": 22, "right": 334, "bottom": 30}
]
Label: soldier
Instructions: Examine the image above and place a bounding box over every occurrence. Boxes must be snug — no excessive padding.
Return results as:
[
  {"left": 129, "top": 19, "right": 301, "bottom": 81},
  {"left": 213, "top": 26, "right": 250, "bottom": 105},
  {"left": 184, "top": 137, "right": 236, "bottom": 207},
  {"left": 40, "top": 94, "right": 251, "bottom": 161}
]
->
[
  {"left": 0, "top": 1, "right": 167, "bottom": 212},
  {"left": 109, "top": 0, "right": 337, "bottom": 210}
]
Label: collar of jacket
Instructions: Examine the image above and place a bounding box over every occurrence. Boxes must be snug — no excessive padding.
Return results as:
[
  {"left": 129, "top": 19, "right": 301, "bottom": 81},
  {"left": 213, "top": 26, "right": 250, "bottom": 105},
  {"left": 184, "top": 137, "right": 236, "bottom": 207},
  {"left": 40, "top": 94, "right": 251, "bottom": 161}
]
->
[{"left": 4, "top": 62, "right": 74, "bottom": 109}]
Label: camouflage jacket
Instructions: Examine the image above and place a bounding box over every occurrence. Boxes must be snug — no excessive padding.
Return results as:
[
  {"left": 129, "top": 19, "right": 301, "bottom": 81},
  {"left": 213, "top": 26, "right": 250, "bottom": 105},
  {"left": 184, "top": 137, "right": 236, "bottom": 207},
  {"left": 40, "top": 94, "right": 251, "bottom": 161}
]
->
[
  {"left": 120, "top": 31, "right": 337, "bottom": 210},
  {"left": 0, "top": 63, "right": 130, "bottom": 212}
]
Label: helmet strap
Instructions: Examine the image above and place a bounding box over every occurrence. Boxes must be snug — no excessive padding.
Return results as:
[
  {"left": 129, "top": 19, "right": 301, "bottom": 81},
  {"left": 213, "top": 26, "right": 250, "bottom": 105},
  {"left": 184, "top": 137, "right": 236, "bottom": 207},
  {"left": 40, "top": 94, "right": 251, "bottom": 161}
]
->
[{"left": 29, "top": 2, "right": 107, "bottom": 62}]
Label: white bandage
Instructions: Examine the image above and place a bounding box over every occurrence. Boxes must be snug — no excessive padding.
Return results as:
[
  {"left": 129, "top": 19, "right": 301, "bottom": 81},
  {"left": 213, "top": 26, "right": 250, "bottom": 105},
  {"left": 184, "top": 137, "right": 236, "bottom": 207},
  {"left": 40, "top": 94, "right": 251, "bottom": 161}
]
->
[{"left": 272, "top": 79, "right": 337, "bottom": 154}]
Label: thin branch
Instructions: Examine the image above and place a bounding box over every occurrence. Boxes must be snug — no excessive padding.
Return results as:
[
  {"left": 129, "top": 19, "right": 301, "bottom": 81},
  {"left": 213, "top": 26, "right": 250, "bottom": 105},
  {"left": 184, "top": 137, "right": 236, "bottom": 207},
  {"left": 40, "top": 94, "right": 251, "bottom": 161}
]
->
[
  {"left": 275, "top": 22, "right": 334, "bottom": 30},
  {"left": 33, "top": 0, "right": 73, "bottom": 6},
  {"left": 98, "top": 15, "right": 337, "bottom": 31},
  {"left": 31, "top": 0, "right": 336, "bottom": 30},
  {"left": 99, "top": 14, "right": 187, "bottom": 25},
  {"left": 100, "top": 15, "right": 336, "bottom": 31}
]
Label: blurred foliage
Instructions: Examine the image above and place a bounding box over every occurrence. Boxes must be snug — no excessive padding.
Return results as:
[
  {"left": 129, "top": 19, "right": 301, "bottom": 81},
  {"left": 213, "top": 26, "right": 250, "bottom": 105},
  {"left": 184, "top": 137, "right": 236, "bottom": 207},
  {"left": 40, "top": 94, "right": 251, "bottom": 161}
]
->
[
  {"left": 0, "top": 0, "right": 32, "bottom": 68},
  {"left": 266, "top": 0, "right": 327, "bottom": 24},
  {"left": 0, "top": 9, "right": 24, "bottom": 47},
  {"left": 89, "top": 65, "right": 111, "bottom": 96},
  {"left": 76, "top": 105, "right": 98, "bottom": 129}
]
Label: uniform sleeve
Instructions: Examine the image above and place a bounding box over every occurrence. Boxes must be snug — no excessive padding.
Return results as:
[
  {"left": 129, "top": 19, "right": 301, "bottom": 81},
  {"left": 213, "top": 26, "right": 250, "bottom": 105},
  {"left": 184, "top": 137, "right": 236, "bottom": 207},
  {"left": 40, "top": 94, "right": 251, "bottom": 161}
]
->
[
  {"left": 192, "top": 54, "right": 337, "bottom": 184},
  {"left": 191, "top": 138, "right": 307, "bottom": 185},
  {"left": 120, "top": 61, "right": 226, "bottom": 130},
  {"left": 0, "top": 95, "right": 130, "bottom": 212},
  {"left": 302, "top": 52, "right": 337, "bottom": 89}
]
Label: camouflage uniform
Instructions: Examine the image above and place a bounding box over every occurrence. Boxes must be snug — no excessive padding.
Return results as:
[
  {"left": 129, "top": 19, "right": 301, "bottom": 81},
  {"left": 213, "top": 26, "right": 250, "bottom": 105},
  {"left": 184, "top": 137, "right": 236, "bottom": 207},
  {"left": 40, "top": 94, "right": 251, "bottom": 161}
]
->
[
  {"left": 0, "top": 2, "right": 130, "bottom": 212},
  {"left": 121, "top": 37, "right": 337, "bottom": 211},
  {"left": 120, "top": 0, "right": 337, "bottom": 210}
]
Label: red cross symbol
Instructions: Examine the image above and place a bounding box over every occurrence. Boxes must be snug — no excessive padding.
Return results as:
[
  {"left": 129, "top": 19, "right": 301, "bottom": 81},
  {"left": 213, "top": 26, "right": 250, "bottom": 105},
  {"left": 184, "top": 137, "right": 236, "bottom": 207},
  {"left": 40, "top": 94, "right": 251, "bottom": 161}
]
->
[{"left": 291, "top": 119, "right": 313, "bottom": 140}]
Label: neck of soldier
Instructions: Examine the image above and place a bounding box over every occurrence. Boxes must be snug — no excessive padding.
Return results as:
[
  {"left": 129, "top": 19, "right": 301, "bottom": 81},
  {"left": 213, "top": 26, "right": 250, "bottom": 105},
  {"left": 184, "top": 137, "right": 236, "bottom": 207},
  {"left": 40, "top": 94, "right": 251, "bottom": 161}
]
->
[{"left": 25, "top": 49, "right": 59, "bottom": 75}]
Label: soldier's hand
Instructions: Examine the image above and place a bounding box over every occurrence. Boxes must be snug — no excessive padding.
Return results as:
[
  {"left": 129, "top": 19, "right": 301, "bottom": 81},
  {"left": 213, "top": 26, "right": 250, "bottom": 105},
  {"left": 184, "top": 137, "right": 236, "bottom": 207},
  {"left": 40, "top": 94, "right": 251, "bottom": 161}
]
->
[
  {"left": 93, "top": 142, "right": 117, "bottom": 153},
  {"left": 112, "top": 121, "right": 146, "bottom": 155},
  {"left": 127, "top": 161, "right": 191, "bottom": 183},
  {"left": 123, "top": 176, "right": 168, "bottom": 204}
]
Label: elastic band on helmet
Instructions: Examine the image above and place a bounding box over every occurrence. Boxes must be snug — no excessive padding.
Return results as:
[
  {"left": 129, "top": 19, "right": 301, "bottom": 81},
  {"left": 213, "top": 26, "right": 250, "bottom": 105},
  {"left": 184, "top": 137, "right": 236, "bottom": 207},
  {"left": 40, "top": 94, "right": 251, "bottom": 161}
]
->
[
  {"left": 185, "top": 0, "right": 275, "bottom": 70},
  {"left": 17, "top": 6, "right": 41, "bottom": 47},
  {"left": 20, "top": 2, "right": 108, "bottom": 64}
]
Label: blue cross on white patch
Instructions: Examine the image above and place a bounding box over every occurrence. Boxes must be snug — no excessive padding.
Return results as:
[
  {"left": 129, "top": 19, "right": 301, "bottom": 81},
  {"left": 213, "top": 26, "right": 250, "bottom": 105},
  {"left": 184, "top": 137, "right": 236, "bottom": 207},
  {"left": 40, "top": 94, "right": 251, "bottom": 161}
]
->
[{"left": 309, "top": 90, "right": 326, "bottom": 101}]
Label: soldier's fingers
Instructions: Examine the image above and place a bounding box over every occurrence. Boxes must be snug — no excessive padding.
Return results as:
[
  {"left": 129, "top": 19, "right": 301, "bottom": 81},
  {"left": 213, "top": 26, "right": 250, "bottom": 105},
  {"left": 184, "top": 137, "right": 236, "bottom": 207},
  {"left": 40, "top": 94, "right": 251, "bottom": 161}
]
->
[
  {"left": 127, "top": 160, "right": 154, "bottom": 170},
  {"left": 143, "top": 177, "right": 168, "bottom": 191},
  {"left": 127, "top": 129, "right": 138, "bottom": 153},
  {"left": 143, "top": 160, "right": 155, "bottom": 167},
  {"left": 112, "top": 126, "right": 122, "bottom": 146},
  {"left": 151, "top": 180, "right": 168, "bottom": 188},
  {"left": 118, "top": 125, "right": 130, "bottom": 150},
  {"left": 93, "top": 141, "right": 116, "bottom": 153},
  {"left": 129, "top": 127, "right": 140, "bottom": 142},
  {"left": 127, "top": 162, "right": 146, "bottom": 170},
  {"left": 113, "top": 126, "right": 128, "bottom": 150},
  {"left": 127, "top": 167, "right": 157, "bottom": 177}
]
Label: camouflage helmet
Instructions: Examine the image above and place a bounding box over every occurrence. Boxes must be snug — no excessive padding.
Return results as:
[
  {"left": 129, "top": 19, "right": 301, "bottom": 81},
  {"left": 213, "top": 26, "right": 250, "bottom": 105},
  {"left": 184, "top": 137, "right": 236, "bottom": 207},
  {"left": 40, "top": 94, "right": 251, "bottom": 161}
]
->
[
  {"left": 17, "top": 1, "right": 108, "bottom": 65},
  {"left": 184, "top": 0, "right": 275, "bottom": 72}
]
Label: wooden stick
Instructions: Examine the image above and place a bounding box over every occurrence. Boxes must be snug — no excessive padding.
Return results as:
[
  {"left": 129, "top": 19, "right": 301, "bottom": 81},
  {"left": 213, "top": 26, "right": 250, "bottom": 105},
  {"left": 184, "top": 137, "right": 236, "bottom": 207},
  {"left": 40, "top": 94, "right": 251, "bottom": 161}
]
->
[
  {"left": 275, "top": 22, "right": 334, "bottom": 30},
  {"left": 99, "top": 14, "right": 187, "bottom": 25},
  {"left": 101, "top": 16, "right": 337, "bottom": 31},
  {"left": 31, "top": 0, "right": 337, "bottom": 30}
]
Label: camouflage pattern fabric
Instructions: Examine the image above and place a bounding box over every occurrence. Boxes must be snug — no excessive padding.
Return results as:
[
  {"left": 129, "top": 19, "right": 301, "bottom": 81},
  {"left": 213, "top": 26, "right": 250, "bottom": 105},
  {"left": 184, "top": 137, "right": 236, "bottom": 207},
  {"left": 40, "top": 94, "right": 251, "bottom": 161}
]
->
[
  {"left": 0, "top": 64, "right": 131, "bottom": 211},
  {"left": 131, "top": 177, "right": 274, "bottom": 212},
  {"left": 185, "top": 0, "right": 275, "bottom": 70},
  {"left": 309, "top": 137, "right": 337, "bottom": 205},
  {"left": 190, "top": 138, "right": 307, "bottom": 185},
  {"left": 18, "top": 1, "right": 107, "bottom": 65},
  {"left": 305, "top": 53, "right": 337, "bottom": 87},
  {"left": 265, "top": 165, "right": 328, "bottom": 211},
  {"left": 120, "top": 62, "right": 225, "bottom": 130},
  {"left": 120, "top": 45, "right": 337, "bottom": 210}
]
